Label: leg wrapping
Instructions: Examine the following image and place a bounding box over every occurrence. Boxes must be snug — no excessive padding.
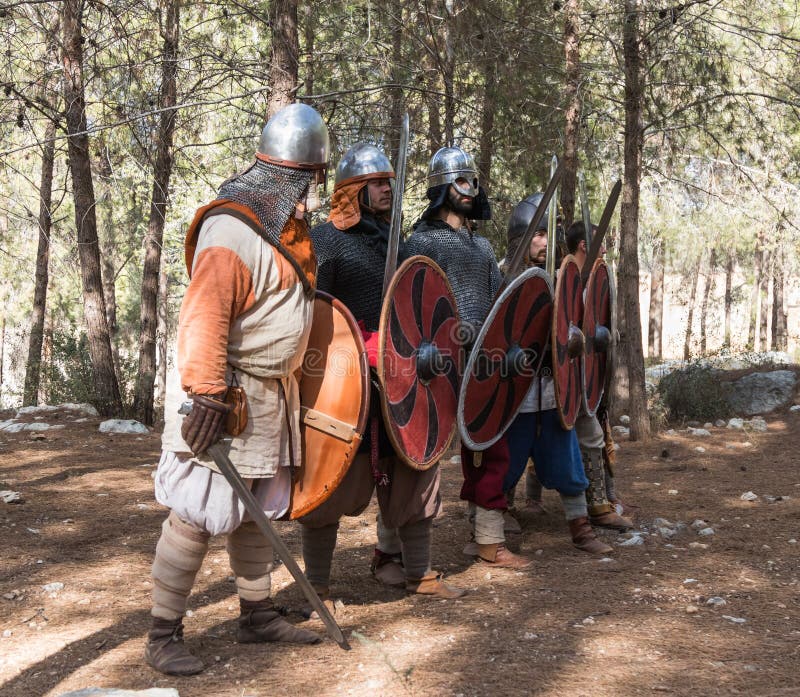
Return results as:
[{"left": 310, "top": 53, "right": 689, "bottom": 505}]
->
[
  {"left": 300, "top": 522, "right": 339, "bottom": 588},
  {"left": 582, "top": 448, "right": 612, "bottom": 516},
  {"left": 561, "top": 493, "right": 589, "bottom": 522},
  {"left": 376, "top": 512, "right": 402, "bottom": 555},
  {"left": 227, "top": 521, "right": 273, "bottom": 602},
  {"left": 398, "top": 518, "right": 432, "bottom": 580},
  {"left": 151, "top": 511, "right": 209, "bottom": 620},
  {"left": 474, "top": 506, "right": 505, "bottom": 545}
]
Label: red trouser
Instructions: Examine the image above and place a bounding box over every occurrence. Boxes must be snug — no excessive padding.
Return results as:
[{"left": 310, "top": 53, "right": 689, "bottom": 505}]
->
[{"left": 459, "top": 436, "right": 510, "bottom": 510}]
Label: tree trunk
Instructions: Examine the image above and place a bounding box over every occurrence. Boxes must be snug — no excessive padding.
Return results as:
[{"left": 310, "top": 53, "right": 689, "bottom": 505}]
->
[
  {"left": 156, "top": 268, "right": 169, "bottom": 417},
  {"left": 772, "top": 245, "right": 787, "bottom": 351},
  {"left": 302, "top": 3, "right": 314, "bottom": 97},
  {"left": 477, "top": 60, "right": 496, "bottom": 190},
  {"left": 758, "top": 246, "right": 770, "bottom": 350},
  {"left": 618, "top": 0, "right": 649, "bottom": 440},
  {"left": 683, "top": 254, "right": 702, "bottom": 360},
  {"left": 748, "top": 231, "right": 763, "bottom": 350},
  {"left": 97, "top": 140, "right": 120, "bottom": 378},
  {"left": 647, "top": 238, "right": 664, "bottom": 360},
  {"left": 700, "top": 249, "right": 715, "bottom": 355},
  {"left": 723, "top": 253, "right": 733, "bottom": 348},
  {"left": 267, "top": 0, "right": 299, "bottom": 117},
  {"left": 62, "top": 0, "right": 123, "bottom": 416},
  {"left": 23, "top": 122, "right": 56, "bottom": 407},
  {"left": 560, "top": 0, "right": 581, "bottom": 229},
  {"left": 133, "top": 0, "right": 180, "bottom": 426}
]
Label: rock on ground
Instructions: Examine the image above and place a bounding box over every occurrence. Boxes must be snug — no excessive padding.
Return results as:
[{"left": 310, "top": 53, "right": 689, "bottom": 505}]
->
[
  {"left": 17, "top": 403, "right": 99, "bottom": 418},
  {"left": 98, "top": 420, "right": 149, "bottom": 435},
  {"left": 727, "top": 370, "right": 797, "bottom": 416}
]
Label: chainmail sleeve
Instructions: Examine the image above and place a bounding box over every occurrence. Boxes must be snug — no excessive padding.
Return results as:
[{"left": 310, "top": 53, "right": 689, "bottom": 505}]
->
[{"left": 309, "top": 222, "right": 341, "bottom": 296}]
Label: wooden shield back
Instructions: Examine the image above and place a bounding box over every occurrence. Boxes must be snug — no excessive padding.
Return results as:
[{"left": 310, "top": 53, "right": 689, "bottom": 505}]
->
[
  {"left": 552, "top": 256, "right": 584, "bottom": 430},
  {"left": 290, "top": 292, "right": 370, "bottom": 519}
]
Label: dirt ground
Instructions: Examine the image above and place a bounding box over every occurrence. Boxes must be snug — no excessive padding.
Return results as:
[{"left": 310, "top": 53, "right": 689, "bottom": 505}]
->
[{"left": 1, "top": 407, "right": 799, "bottom": 697}]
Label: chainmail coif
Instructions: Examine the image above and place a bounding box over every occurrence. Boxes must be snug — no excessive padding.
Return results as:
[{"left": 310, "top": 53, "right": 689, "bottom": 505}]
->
[{"left": 217, "top": 159, "right": 312, "bottom": 248}]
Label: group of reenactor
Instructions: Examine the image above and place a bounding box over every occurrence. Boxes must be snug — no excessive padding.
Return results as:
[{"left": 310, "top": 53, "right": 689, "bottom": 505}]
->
[{"left": 143, "top": 104, "right": 637, "bottom": 675}]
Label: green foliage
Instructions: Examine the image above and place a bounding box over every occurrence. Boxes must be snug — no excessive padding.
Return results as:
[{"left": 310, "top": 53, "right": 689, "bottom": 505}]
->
[
  {"left": 41, "top": 331, "right": 95, "bottom": 406},
  {"left": 658, "top": 364, "right": 732, "bottom": 422}
]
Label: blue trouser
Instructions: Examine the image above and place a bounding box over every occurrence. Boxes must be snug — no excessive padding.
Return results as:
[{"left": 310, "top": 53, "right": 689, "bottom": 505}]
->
[{"left": 503, "top": 409, "right": 588, "bottom": 497}]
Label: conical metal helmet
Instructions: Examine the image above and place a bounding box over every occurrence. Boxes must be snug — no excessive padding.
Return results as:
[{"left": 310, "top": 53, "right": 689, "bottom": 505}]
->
[
  {"left": 507, "top": 193, "right": 548, "bottom": 242},
  {"left": 427, "top": 146, "right": 479, "bottom": 196},
  {"left": 334, "top": 142, "right": 394, "bottom": 187},
  {"left": 257, "top": 103, "right": 329, "bottom": 170}
]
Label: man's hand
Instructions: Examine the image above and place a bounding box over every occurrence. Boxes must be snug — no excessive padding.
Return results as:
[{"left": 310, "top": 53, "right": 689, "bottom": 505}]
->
[{"left": 181, "top": 394, "right": 232, "bottom": 456}]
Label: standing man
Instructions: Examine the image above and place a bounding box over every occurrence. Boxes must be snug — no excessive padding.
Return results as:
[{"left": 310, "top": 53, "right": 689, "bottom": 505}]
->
[
  {"left": 565, "top": 221, "right": 634, "bottom": 528},
  {"left": 299, "top": 142, "right": 465, "bottom": 602},
  {"left": 144, "top": 104, "right": 329, "bottom": 676},
  {"left": 501, "top": 195, "right": 615, "bottom": 553},
  {"left": 407, "top": 147, "right": 532, "bottom": 569}
]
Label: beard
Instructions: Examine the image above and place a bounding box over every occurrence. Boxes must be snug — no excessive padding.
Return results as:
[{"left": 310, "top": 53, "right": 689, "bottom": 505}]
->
[{"left": 446, "top": 186, "right": 474, "bottom": 216}]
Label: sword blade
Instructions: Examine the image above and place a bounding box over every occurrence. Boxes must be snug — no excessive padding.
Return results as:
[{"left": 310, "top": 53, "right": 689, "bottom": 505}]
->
[
  {"left": 581, "top": 179, "right": 621, "bottom": 285},
  {"left": 382, "top": 112, "right": 410, "bottom": 300},
  {"left": 206, "top": 444, "right": 351, "bottom": 650},
  {"left": 500, "top": 157, "right": 565, "bottom": 290}
]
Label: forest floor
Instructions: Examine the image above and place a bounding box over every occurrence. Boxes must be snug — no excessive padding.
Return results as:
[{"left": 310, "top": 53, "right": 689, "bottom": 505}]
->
[{"left": 1, "top": 406, "right": 799, "bottom": 697}]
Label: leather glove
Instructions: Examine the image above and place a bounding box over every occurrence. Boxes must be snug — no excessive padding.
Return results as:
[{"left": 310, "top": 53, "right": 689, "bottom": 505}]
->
[{"left": 181, "top": 394, "right": 232, "bottom": 456}]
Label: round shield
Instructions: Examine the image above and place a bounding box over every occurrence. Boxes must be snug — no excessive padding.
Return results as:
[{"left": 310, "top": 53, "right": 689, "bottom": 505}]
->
[
  {"left": 291, "top": 292, "right": 370, "bottom": 519},
  {"left": 458, "top": 267, "right": 553, "bottom": 451},
  {"left": 582, "top": 258, "right": 615, "bottom": 416},
  {"left": 552, "top": 256, "right": 585, "bottom": 430},
  {"left": 378, "top": 256, "right": 462, "bottom": 470}
]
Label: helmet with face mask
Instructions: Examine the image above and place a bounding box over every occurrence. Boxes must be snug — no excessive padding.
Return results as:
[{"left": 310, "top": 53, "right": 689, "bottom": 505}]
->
[{"left": 427, "top": 146, "right": 479, "bottom": 197}]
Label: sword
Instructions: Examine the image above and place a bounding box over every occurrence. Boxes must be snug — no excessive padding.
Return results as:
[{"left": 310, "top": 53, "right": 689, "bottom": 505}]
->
[
  {"left": 578, "top": 171, "right": 592, "bottom": 249},
  {"left": 206, "top": 443, "right": 351, "bottom": 650},
  {"left": 500, "top": 156, "right": 565, "bottom": 291},
  {"left": 381, "top": 112, "right": 410, "bottom": 300},
  {"left": 580, "top": 179, "right": 621, "bottom": 285},
  {"left": 545, "top": 155, "right": 559, "bottom": 278}
]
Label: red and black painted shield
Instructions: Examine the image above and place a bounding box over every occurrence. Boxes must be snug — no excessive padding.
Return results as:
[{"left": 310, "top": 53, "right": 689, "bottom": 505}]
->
[
  {"left": 552, "top": 256, "right": 585, "bottom": 430},
  {"left": 458, "top": 267, "right": 553, "bottom": 451},
  {"left": 378, "top": 256, "right": 462, "bottom": 470},
  {"left": 582, "top": 258, "right": 616, "bottom": 416}
]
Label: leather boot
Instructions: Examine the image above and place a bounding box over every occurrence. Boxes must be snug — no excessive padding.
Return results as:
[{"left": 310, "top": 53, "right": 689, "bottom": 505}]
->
[
  {"left": 569, "top": 517, "right": 613, "bottom": 554},
  {"left": 590, "top": 510, "right": 634, "bottom": 531},
  {"left": 144, "top": 616, "right": 204, "bottom": 676},
  {"left": 237, "top": 598, "right": 322, "bottom": 644},
  {"left": 475, "top": 543, "right": 533, "bottom": 569},
  {"left": 370, "top": 549, "right": 406, "bottom": 588},
  {"left": 406, "top": 571, "right": 467, "bottom": 599}
]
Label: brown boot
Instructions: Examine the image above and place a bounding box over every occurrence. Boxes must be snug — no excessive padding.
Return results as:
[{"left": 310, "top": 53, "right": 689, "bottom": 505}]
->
[
  {"left": 406, "top": 571, "right": 467, "bottom": 599},
  {"left": 590, "top": 510, "right": 634, "bottom": 531},
  {"left": 370, "top": 549, "right": 406, "bottom": 588},
  {"left": 144, "top": 616, "right": 204, "bottom": 676},
  {"left": 237, "top": 598, "right": 322, "bottom": 644},
  {"left": 475, "top": 543, "right": 533, "bottom": 569},
  {"left": 569, "top": 517, "right": 613, "bottom": 554}
]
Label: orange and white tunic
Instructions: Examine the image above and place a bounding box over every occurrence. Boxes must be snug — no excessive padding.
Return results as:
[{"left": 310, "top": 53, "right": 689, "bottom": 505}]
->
[{"left": 157, "top": 203, "right": 315, "bottom": 532}]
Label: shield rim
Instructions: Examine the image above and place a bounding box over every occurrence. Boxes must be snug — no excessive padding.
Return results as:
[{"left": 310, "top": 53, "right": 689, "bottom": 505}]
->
[
  {"left": 378, "top": 255, "right": 462, "bottom": 470},
  {"left": 290, "top": 291, "right": 370, "bottom": 519},
  {"left": 552, "top": 255, "right": 584, "bottom": 431},
  {"left": 581, "top": 258, "right": 615, "bottom": 416},
  {"left": 457, "top": 265, "right": 553, "bottom": 451}
]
